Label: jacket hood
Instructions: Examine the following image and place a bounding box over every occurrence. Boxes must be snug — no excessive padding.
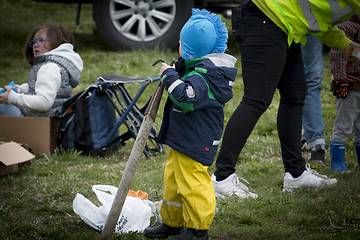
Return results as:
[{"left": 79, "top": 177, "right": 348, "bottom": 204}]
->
[
  {"left": 195, "top": 53, "right": 237, "bottom": 104},
  {"left": 44, "top": 43, "right": 83, "bottom": 71},
  {"left": 36, "top": 43, "right": 83, "bottom": 88}
]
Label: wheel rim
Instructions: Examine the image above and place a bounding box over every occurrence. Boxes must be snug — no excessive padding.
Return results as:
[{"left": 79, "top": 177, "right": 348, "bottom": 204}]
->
[{"left": 109, "top": 0, "right": 176, "bottom": 42}]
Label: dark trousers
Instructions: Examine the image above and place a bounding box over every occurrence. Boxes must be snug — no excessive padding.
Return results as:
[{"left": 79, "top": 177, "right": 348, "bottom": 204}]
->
[{"left": 214, "top": 4, "right": 307, "bottom": 179}]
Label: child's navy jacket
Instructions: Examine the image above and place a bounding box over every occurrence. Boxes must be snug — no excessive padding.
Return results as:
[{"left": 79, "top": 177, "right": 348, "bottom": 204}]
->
[{"left": 157, "top": 53, "right": 237, "bottom": 166}]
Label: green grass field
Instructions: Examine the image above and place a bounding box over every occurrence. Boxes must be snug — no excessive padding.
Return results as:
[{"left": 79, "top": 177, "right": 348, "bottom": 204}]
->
[{"left": 0, "top": 0, "right": 359, "bottom": 239}]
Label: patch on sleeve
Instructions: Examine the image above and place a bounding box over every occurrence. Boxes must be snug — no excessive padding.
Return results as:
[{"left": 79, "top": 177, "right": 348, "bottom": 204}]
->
[{"left": 186, "top": 86, "right": 195, "bottom": 98}]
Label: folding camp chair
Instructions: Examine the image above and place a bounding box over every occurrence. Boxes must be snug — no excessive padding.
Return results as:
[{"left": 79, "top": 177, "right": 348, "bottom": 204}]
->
[{"left": 97, "top": 74, "right": 163, "bottom": 158}]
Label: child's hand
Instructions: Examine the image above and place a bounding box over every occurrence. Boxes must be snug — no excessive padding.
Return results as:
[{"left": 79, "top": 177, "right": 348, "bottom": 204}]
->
[
  {"left": 0, "top": 86, "right": 11, "bottom": 104},
  {"left": 159, "top": 62, "right": 175, "bottom": 76},
  {"left": 332, "top": 79, "right": 349, "bottom": 98}
]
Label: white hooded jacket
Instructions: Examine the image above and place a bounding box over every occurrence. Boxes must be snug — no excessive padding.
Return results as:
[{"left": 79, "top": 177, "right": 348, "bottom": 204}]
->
[{"left": 8, "top": 43, "right": 83, "bottom": 115}]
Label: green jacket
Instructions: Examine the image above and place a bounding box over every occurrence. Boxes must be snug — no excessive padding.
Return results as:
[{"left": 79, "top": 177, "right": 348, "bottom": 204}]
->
[{"left": 253, "top": 0, "right": 360, "bottom": 51}]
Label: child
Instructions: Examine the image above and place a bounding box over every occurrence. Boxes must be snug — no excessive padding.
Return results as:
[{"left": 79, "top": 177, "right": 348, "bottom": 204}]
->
[
  {"left": 0, "top": 23, "right": 83, "bottom": 117},
  {"left": 330, "top": 15, "right": 360, "bottom": 172},
  {"left": 144, "top": 9, "right": 237, "bottom": 240}
]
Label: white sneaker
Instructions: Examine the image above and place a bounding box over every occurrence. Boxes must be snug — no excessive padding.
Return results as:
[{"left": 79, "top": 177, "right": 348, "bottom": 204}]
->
[
  {"left": 211, "top": 173, "right": 258, "bottom": 199},
  {"left": 283, "top": 164, "right": 337, "bottom": 192}
]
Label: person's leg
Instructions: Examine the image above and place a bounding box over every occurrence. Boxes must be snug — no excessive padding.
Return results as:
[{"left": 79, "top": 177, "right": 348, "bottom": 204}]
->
[
  {"left": 159, "top": 150, "right": 184, "bottom": 227},
  {"left": 352, "top": 92, "right": 360, "bottom": 167},
  {"left": 330, "top": 92, "right": 358, "bottom": 143},
  {"left": 279, "top": 40, "right": 337, "bottom": 192},
  {"left": 0, "top": 104, "right": 23, "bottom": 116},
  {"left": 352, "top": 91, "right": 360, "bottom": 144},
  {"left": 173, "top": 150, "right": 215, "bottom": 230},
  {"left": 277, "top": 42, "right": 307, "bottom": 178},
  {"left": 301, "top": 35, "right": 326, "bottom": 162},
  {"left": 144, "top": 149, "right": 184, "bottom": 239},
  {"left": 214, "top": 4, "right": 288, "bottom": 180},
  {"left": 301, "top": 35, "right": 325, "bottom": 146},
  {"left": 331, "top": 91, "right": 360, "bottom": 171},
  {"left": 168, "top": 150, "right": 215, "bottom": 239}
]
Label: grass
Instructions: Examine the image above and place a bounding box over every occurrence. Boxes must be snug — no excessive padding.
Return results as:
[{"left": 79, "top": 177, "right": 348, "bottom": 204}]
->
[{"left": 1, "top": 0, "right": 360, "bottom": 239}]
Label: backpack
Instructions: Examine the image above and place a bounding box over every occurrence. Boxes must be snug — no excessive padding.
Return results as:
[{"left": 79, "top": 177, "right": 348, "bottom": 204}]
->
[
  {"left": 58, "top": 82, "right": 123, "bottom": 155},
  {"left": 58, "top": 79, "right": 163, "bottom": 157}
]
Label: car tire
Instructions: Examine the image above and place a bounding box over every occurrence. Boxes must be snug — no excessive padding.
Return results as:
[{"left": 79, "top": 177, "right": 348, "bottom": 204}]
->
[{"left": 93, "top": 0, "right": 194, "bottom": 50}]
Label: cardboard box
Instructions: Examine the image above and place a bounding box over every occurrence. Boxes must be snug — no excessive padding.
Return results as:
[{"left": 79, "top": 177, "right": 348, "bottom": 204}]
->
[
  {"left": 0, "top": 115, "right": 59, "bottom": 156},
  {"left": 0, "top": 141, "right": 35, "bottom": 176}
]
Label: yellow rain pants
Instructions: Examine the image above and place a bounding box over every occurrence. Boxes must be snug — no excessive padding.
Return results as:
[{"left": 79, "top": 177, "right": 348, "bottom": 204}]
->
[{"left": 160, "top": 148, "right": 216, "bottom": 230}]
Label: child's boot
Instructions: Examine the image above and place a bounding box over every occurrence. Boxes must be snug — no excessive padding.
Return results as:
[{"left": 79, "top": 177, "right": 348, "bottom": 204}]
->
[
  {"left": 168, "top": 228, "right": 208, "bottom": 240},
  {"left": 330, "top": 141, "right": 348, "bottom": 172},
  {"left": 355, "top": 142, "right": 360, "bottom": 169},
  {"left": 144, "top": 223, "right": 184, "bottom": 239}
]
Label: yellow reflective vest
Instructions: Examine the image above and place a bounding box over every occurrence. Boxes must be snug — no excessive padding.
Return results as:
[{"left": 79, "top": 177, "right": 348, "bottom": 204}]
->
[{"left": 252, "top": 0, "right": 360, "bottom": 51}]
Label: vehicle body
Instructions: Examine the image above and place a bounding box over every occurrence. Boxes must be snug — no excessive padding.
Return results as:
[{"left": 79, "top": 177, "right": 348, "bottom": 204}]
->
[{"left": 34, "top": 0, "right": 241, "bottom": 50}]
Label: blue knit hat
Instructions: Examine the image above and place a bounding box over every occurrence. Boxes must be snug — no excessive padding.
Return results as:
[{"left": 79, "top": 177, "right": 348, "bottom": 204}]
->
[{"left": 180, "top": 8, "right": 228, "bottom": 60}]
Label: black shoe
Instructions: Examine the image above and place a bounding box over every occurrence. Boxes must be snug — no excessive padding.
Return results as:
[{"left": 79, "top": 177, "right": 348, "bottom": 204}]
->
[
  {"left": 144, "top": 223, "right": 184, "bottom": 239},
  {"left": 168, "top": 228, "right": 208, "bottom": 240},
  {"left": 308, "top": 144, "right": 325, "bottom": 164}
]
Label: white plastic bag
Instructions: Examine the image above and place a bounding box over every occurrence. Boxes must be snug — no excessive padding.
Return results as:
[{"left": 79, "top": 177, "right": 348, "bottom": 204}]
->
[{"left": 73, "top": 184, "right": 152, "bottom": 233}]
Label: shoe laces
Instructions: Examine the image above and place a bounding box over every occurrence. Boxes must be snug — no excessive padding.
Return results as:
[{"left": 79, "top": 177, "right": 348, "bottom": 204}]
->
[
  {"left": 231, "top": 174, "right": 251, "bottom": 191},
  {"left": 305, "top": 163, "right": 329, "bottom": 179}
]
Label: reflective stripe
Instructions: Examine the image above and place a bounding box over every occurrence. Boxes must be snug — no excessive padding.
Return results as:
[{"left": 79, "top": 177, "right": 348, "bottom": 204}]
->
[
  {"left": 298, "top": 0, "right": 353, "bottom": 32},
  {"left": 298, "top": 0, "right": 320, "bottom": 32},
  {"left": 163, "top": 199, "right": 182, "bottom": 208},
  {"left": 212, "top": 140, "right": 220, "bottom": 146},
  {"left": 168, "top": 79, "right": 183, "bottom": 94},
  {"left": 327, "top": 0, "right": 353, "bottom": 25},
  {"left": 229, "top": 81, "right": 234, "bottom": 87}
]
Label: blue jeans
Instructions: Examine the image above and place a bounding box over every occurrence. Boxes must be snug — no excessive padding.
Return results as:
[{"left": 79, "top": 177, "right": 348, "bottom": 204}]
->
[
  {"left": 0, "top": 104, "right": 23, "bottom": 116},
  {"left": 214, "top": 4, "right": 307, "bottom": 178},
  {"left": 301, "top": 35, "right": 325, "bottom": 148}
]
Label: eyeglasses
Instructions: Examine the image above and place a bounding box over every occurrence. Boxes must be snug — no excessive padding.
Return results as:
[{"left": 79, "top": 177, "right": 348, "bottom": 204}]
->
[{"left": 29, "top": 38, "right": 50, "bottom": 48}]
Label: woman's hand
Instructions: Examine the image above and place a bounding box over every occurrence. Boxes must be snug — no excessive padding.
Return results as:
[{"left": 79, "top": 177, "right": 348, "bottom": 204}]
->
[{"left": 0, "top": 86, "right": 11, "bottom": 104}]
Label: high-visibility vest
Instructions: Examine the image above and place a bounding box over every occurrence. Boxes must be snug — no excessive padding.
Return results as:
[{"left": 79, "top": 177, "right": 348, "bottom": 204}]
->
[
  {"left": 298, "top": 0, "right": 353, "bottom": 32},
  {"left": 254, "top": 0, "right": 355, "bottom": 45}
]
